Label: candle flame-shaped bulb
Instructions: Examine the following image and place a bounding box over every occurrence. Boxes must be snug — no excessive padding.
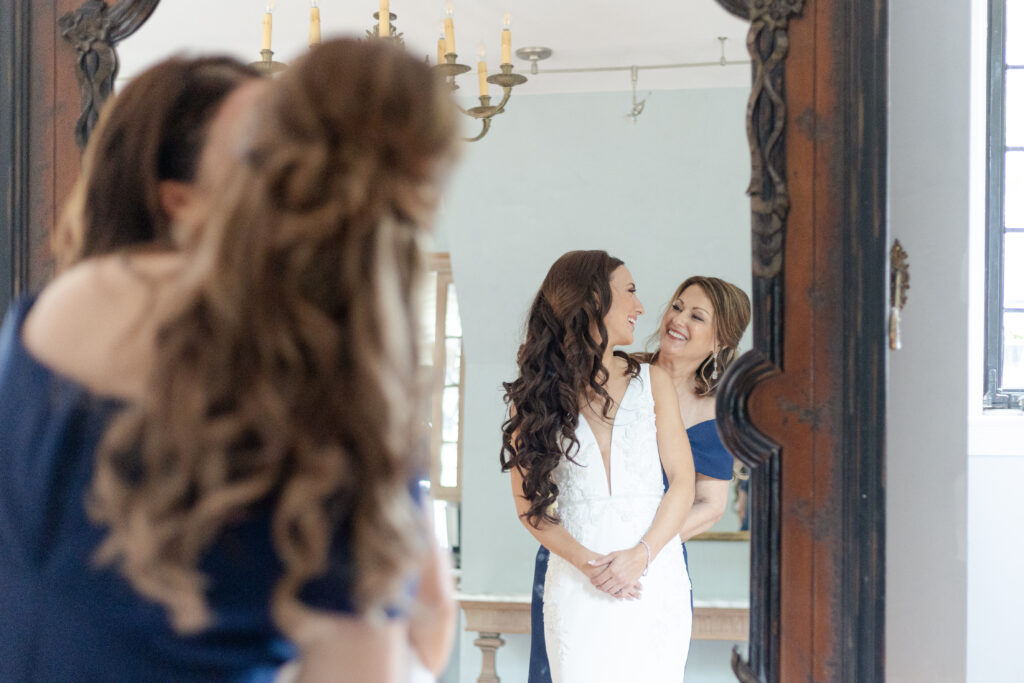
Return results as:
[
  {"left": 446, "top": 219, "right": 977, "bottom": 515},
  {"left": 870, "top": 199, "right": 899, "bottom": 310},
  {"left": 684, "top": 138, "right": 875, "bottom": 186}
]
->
[
  {"left": 439, "top": 21, "right": 446, "bottom": 38},
  {"left": 311, "top": 0, "right": 317, "bottom": 6},
  {"left": 503, "top": 13, "right": 511, "bottom": 27},
  {"left": 266, "top": 0, "right": 274, "bottom": 12},
  {"left": 445, "top": 1, "right": 454, "bottom": 17},
  {"left": 477, "top": 43, "right": 486, "bottom": 60}
]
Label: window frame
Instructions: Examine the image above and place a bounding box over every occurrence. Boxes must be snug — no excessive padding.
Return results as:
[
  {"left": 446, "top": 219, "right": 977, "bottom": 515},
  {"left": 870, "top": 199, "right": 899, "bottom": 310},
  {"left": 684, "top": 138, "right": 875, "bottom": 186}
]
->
[
  {"left": 425, "top": 253, "right": 463, "bottom": 502},
  {"left": 984, "top": 0, "right": 1024, "bottom": 406}
]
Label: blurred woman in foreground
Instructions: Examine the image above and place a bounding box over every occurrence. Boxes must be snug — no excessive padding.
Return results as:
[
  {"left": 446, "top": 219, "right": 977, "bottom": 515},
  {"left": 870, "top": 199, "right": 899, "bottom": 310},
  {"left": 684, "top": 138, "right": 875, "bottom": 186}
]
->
[{"left": 0, "top": 38, "right": 459, "bottom": 682}]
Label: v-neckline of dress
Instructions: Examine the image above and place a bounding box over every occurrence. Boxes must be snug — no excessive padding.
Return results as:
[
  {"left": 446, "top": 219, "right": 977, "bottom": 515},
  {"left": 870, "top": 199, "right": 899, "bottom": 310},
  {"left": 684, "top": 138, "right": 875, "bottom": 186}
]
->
[{"left": 578, "top": 373, "right": 639, "bottom": 497}]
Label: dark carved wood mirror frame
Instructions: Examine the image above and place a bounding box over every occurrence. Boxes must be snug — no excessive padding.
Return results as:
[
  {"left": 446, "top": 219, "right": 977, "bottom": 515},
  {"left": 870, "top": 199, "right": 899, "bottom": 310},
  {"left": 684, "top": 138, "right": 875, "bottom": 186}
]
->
[{"left": 0, "top": 1, "right": 888, "bottom": 681}]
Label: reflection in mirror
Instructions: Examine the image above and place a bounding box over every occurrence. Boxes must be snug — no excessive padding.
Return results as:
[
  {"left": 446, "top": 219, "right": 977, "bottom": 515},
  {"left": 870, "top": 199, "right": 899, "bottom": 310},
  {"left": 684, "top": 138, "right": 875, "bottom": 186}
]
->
[{"left": 117, "top": 3, "right": 752, "bottom": 680}]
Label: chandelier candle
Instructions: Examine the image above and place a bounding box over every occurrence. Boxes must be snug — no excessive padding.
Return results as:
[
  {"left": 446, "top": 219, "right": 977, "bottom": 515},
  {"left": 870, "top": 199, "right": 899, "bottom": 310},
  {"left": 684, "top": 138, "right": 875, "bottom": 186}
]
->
[
  {"left": 309, "top": 1, "right": 321, "bottom": 47},
  {"left": 261, "top": 0, "right": 274, "bottom": 51},
  {"left": 379, "top": 0, "right": 389, "bottom": 37},
  {"left": 501, "top": 14, "right": 511, "bottom": 64},
  {"left": 444, "top": 2, "right": 455, "bottom": 55},
  {"left": 477, "top": 46, "right": 489, "bottom": 97}
]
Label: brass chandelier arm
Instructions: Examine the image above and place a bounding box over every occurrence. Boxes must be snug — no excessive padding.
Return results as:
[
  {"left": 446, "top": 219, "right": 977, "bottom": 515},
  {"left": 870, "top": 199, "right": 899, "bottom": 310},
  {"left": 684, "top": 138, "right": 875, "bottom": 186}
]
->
[
  {"left": 457, "top": 87, "right": 513, "bottom": 119},
  {"left": 438, "top": 61, "right": 526, "bottom": 141},
  {"left": 463, "top": 118, "right": 492, "bottom": 143},
  {"left": 488, "top": 87, "right": 513, "bottom": 115}
]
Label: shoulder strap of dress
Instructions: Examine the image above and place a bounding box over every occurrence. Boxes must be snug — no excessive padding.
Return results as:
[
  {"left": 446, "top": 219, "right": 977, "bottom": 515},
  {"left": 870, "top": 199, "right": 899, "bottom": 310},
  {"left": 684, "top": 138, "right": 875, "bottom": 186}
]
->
[
  {"left": 639, "top": 362, "right": 651, "bottom": 384},
  {"left": 636, "top": 362, "right": 654, "bottom": 403}
]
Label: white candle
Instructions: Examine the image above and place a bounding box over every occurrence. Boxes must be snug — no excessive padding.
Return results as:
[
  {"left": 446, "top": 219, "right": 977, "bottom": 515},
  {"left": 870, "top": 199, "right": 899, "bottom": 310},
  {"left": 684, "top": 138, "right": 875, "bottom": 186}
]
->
[
  {"left": 379, "top": 0, "right": 390, "bottom": 37},
  {"left": 501, "top": 14, "right": 511, "bottom": 64},
  {"left": 261, "top": 1, "right": 274, "bottom": 52},
  {"left": 309, "top": 1, "right": 321, "bottom": 47},
  {"left": 477, "top": 44, "right": 489, "bottom": 97},
  {"left": 444, "top": 2, "right": 455, "bottom": 55}
]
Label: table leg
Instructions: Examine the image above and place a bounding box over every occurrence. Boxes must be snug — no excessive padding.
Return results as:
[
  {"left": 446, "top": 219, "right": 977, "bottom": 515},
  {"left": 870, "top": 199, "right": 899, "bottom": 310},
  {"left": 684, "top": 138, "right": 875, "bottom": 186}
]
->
[{"left": 473, "top": 632, "right": 506, "bottom": 683}]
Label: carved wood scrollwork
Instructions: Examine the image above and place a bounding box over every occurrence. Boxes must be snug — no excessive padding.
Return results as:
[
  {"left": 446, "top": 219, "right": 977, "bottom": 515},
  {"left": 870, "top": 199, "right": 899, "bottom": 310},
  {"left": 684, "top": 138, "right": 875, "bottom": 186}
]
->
[
  {"left": 747, "top": 0, "right": 804, "bottom": 281},
  {"left": 59, "top": 0, "right": 160, "bottom": 149},
  {"left": 713, "top": 0, "right": 806, "bottom": 682}
]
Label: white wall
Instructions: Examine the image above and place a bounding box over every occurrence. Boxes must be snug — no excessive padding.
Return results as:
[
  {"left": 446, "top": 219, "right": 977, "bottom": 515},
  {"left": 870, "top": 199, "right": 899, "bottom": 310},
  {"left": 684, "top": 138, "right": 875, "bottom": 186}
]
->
[
  {"left": 965, "top": 0, "right": 1024, "bottom": 680},
  {"left": 434, "top": 87, "right": 752, "bottom": 681},
  {"left": 966, "top": 454, "right": 1024, "bottom": 682},
  {"left": 887, "top": 1, "right": 971, "bottom": 681}
]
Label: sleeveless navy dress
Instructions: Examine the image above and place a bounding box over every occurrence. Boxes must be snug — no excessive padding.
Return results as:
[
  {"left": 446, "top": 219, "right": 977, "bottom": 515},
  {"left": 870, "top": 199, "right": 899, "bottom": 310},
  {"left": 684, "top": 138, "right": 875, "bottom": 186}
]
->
[
  {"left": 527, "top": 419, "right": 733, "bottom": 683},
  {"left": 0, "top": 296, "right": 374, "bottom": 682}
]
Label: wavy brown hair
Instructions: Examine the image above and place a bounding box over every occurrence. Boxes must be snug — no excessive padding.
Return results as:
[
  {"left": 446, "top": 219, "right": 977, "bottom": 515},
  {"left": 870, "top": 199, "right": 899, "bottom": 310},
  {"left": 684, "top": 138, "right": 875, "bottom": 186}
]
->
[
  {"left": 87, "top": 38, "right": 459, "bottom": 634},
  {"left": 499, "top": 250, "right": 640, "bottom": 529},
  {"left": 54, "top": 56, "right": 257, "bottom": 271},
  {"left": 641, "top": 276, "right": 751, "bottom": 397}
]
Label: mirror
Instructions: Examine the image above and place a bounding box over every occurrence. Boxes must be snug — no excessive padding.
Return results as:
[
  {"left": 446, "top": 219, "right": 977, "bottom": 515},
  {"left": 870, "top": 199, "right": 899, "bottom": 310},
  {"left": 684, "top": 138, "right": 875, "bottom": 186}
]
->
[{"left": 115, "top": 2, "right": 753, "bottom": 680}]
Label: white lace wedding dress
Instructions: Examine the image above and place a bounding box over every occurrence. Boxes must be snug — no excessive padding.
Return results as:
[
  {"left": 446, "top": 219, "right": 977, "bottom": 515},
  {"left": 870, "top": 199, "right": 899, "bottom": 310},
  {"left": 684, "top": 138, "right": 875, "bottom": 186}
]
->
[{"left": 543, "top": 364, "right": 691, "bottom": 683}]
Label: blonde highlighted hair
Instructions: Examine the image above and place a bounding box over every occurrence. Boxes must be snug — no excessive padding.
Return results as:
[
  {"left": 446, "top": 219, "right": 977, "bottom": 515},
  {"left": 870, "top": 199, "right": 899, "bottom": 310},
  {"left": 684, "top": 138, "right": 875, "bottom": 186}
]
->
[{"left": 87, "top": 38, "right": 459, "bottom": 634}]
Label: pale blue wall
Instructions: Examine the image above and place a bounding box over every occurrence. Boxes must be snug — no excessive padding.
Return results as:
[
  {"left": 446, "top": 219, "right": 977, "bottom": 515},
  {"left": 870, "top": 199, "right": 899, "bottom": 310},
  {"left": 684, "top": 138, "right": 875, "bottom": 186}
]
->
[{"left": 433, "top": 86, "right": 752, "bottom": 682}]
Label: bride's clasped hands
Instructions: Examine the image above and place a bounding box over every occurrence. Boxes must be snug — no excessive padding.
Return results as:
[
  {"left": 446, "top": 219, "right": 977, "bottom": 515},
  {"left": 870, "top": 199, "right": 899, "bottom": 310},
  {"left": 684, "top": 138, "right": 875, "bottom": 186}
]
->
[{"left": 586, "top": 544, "right": 649, "bottom": 599}]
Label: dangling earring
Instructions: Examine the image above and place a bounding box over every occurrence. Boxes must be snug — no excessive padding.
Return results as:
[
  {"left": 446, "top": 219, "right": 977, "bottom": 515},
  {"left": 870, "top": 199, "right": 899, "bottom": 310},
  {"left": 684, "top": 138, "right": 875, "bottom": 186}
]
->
[{"left": 711, "top": 349, "right": 720, "bottom": 381}]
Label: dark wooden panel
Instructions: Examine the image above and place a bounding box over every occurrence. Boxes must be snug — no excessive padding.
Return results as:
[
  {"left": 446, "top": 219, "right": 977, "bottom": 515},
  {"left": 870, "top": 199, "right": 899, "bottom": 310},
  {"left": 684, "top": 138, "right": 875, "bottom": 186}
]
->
[
  {"left": 0, "top": 0, "right": 32, "bottom": 315},
  {"left": 0, "top": 0, "right": 159, "bottom": 312},
  {"left": 718, "top": 0, "right": 887, "bottom": 681},
  {"left": 25, "top": 0, "right": 84, "bottom": 295}
]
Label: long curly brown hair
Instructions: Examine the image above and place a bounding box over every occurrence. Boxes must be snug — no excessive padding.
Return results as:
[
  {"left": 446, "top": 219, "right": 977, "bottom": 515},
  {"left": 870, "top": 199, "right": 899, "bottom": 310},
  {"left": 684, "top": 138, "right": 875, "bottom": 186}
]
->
[
  {"left": 499, "top": 250, "right": 639, "bottom": 529},
  {"left": 87, "top": 39, "right": 459, "bottom": 635}
]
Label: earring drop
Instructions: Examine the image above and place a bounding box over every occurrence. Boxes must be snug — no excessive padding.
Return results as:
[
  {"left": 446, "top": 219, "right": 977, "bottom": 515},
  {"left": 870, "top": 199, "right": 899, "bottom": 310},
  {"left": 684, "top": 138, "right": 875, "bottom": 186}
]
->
[{"left": 711, "top": 350, "right": 720, "bottom": 381}]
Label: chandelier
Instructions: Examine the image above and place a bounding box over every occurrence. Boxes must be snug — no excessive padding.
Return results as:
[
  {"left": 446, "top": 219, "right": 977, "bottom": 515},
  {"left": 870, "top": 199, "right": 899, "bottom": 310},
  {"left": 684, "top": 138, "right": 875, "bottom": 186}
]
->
[{"left": 250, "top": 1, "right": 527, "bottom": 141}]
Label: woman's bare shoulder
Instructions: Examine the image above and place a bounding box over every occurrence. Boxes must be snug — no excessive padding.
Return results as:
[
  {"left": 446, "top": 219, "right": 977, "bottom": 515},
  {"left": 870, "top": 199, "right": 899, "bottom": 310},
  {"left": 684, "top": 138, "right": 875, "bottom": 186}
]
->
[
  {"left": 647, "top": 362, "right": 671, "bottom": 385},
  {"left": 23, "top": 252, "right": 185, "bottom": 399}
]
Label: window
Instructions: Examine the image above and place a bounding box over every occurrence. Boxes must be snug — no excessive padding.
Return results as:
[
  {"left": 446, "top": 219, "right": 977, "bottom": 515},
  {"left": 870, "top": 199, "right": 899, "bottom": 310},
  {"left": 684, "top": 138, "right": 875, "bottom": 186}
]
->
[
  {"left": 419, "top": 254, "right": 462, "bottom": 559},
  {"left": 984, "top": 0, "right": 1024, "bottom": 407}
]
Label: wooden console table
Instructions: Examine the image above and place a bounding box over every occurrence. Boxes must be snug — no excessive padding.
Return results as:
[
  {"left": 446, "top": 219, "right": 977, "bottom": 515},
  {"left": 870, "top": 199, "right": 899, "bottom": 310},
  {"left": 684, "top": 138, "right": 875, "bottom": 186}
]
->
[{"left": 458, "top": 594, "right": 749, "bottom": 683}]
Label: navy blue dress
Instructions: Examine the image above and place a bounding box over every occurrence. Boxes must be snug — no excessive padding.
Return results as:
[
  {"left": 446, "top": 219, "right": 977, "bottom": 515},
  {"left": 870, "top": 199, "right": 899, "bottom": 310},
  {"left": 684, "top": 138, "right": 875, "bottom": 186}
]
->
[
  {"left": 0, "top": 296, "right": 382, "bottom": 682},
  {"left": 527, "top": 419, "right": 733, "bottom": 683}
]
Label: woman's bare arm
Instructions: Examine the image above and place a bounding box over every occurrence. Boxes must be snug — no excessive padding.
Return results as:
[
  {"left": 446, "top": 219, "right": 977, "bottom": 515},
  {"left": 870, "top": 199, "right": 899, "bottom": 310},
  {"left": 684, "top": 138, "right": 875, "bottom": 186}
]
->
[
  {"left": 407, "top": 528, "right": 457, "bottom": 674},
  {"left": 510, "top": 466, "right": 600, "bottom": 574},
  {"left": 678, "top": 475, "right": 731, "bottom": 541},
  {"left": 289, "top": 609, "right": 409, "bottom": 683}
]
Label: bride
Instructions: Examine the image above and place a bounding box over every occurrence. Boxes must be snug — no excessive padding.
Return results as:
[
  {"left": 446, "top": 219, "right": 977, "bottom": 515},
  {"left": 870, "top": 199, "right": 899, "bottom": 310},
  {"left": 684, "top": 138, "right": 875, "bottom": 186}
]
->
[{"left": 500, "top": 250, "right": 696, "bottom": 682}]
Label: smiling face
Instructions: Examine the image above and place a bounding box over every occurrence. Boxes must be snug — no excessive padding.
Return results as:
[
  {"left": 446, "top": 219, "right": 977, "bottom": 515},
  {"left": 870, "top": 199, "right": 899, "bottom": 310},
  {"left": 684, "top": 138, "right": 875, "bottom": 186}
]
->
[
  {"left": 602, "top": 265, "right": 645, "bottom": 347},
  {"left": 658, "top": 283, "right": 717, "bottom": 364}
]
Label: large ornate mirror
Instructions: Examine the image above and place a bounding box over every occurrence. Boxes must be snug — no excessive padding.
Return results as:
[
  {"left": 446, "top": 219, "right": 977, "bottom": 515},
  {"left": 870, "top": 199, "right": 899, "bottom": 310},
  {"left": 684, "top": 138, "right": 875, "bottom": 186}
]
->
[
  {"left": 0, "top": 0, "right": 888, "bottom": 681},
  {"left": 113, "top": 3, "right": 758, "bottom": 681}
]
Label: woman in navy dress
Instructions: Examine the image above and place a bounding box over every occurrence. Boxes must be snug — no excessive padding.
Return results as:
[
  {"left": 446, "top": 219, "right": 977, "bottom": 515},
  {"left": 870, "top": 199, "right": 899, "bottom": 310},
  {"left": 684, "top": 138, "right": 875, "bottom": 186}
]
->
[
  {"left": 0, "top": 39, "right": 459, "bottom": 682},
  {"left": 528, "top": 276, "right": 751, "bottom": 682}
]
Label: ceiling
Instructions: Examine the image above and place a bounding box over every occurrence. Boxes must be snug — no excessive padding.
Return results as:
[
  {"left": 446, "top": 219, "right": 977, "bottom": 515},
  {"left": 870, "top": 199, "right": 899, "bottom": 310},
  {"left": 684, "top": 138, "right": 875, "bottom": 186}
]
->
[{"left": 117, "top": 1, "right": 751, "bottom": 95}]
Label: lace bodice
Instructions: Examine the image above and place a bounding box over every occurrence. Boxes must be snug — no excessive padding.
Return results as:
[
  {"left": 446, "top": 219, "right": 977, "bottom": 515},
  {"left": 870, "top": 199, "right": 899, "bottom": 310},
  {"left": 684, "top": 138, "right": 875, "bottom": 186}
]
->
[{"left": 551, "top": 364, "right": 665, "bottom": 550}]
